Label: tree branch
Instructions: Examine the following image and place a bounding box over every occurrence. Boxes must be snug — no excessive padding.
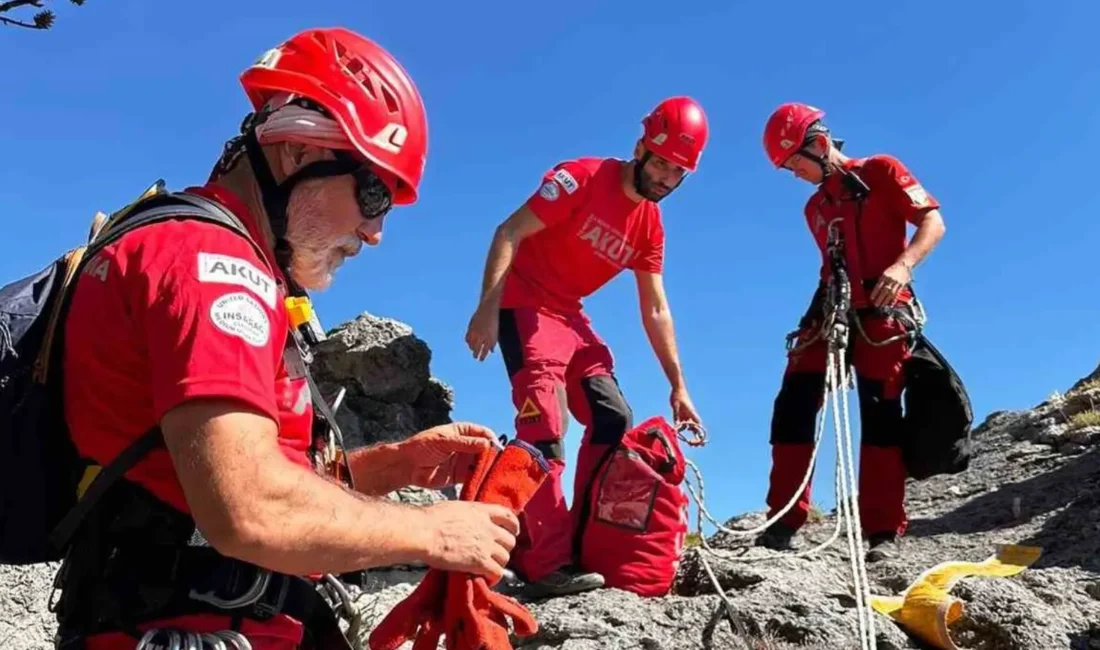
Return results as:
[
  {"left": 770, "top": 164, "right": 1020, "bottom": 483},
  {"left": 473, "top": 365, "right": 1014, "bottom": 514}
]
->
[
  {"left": 0, "top": 13, "right": 40, "bottom": 28},
  {"left": 0, "top": 0, "right": 82, "bottom": 31},
  {"left": 0, "top": 0, "right": 44, "bottom": 14}
]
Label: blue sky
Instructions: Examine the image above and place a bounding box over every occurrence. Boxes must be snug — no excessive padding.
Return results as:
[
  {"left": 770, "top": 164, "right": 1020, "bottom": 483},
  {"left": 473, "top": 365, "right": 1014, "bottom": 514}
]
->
[{"left": 2, "top": 0, "right": 1098, "bottom": 530}]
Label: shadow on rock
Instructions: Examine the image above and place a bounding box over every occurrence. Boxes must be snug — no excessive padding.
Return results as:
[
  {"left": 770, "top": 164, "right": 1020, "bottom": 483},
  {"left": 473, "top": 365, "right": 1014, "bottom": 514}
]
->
[
  {"left": 907, "top": 448, "right": 1100, "bottom": 558},
  {"left": 1018, "top": 473, "right": 1100, "bottom": 572}
]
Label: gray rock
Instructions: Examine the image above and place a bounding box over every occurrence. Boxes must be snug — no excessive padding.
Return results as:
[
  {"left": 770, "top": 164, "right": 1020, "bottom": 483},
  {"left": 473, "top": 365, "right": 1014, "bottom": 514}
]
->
[
  {"left": 310, "top": 312, "right": 455, "bottom": 450},
  {"left": 312, "top": 313, "right": 432, "bottom": 404},
  {"left": 1066, "top": 425, "right": 1100, "bottom": 446},
  {"left": 0, "top": 561, "right": 60, "bottom": 650}
]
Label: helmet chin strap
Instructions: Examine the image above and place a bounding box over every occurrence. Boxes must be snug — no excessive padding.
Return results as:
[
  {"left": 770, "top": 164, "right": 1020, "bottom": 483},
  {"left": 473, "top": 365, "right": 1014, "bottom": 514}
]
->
[
  {"left": 797, "top": 148, "right": 832, "bottom": 183},
  {"left": 241, "top": 126, "right": 360, "bottom": 297},
  {"left": 799, "top": 137, "right": 846, "bottom": 184}
]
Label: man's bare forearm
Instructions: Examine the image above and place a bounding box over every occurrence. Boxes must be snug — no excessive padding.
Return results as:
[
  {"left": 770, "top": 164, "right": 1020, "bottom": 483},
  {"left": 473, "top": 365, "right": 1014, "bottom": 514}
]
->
[
  {"left": 217, "top": 457, "right": 434, "bottom": 576},
  {"left": 642, "top": 307, "right": 686, "bottom": 391},
  {"left": 898, "top": 210, "right": 945, "bottom": 271},
  {"left": 164, "top": 405, "right": 437, "bottom": 577},
  {"left": 478, "top": 225, "right": 519, "bottom": 306}
]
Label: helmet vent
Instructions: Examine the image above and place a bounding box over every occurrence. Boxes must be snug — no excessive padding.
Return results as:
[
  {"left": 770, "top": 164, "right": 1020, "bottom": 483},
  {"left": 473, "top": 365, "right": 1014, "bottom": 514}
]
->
[
  {"left": 381, "top": 86, "right": 399, "bottom": 114},
  {"left": 333, "top": 39, "right": 380, "bottom": 101}
]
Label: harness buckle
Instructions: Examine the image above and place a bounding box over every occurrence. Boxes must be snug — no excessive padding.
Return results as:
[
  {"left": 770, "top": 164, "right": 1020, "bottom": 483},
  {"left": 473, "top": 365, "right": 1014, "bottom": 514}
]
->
[{"left": 250, "top": 573, "right": 291, "bottom": 621}]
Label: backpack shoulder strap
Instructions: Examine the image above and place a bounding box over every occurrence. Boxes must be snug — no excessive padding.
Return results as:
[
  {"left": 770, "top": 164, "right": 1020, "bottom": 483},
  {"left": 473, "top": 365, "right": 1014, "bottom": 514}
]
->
[
  {"left": 48, "top": 426, "right": 164, "bottom": 551},
  {"left": 88, "top": 192, "right": 257, "bottom": 259},
  {"left": 47, "top": 191, "right": 270, "bottom": 553}
]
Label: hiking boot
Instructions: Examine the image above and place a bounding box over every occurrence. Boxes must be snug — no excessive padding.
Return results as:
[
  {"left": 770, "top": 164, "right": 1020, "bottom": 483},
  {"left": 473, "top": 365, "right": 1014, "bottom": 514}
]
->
[
  {"left": 522, "top": 565, "right": 605, "bottom": 599},
  {"left": 754, "top": 522, "right": 797, "bottom": 551},
  {"left": 865, "top": 533, "right": 898, "bottom": 563}
]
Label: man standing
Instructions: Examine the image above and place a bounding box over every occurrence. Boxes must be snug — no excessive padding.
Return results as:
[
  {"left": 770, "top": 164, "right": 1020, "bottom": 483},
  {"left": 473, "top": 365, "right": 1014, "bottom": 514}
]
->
[
  {"left": 464, "top": 97, "right": 708, "bottom": 596},
  {"left": 757, "top": 102, "right": 946, "bottom": 561}
]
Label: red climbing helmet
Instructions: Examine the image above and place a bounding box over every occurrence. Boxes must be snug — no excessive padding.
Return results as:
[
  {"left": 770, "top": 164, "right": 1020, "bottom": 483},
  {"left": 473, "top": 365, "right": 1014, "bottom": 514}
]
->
[
  {"left": 763, "top": 102, "right": 825, "bottom": 168},
  {"left": 240, "top": 27, "right": 428, "bottom": 205},
  {"left": 640, "top": 96, "right": 709, "bottom": 172}
]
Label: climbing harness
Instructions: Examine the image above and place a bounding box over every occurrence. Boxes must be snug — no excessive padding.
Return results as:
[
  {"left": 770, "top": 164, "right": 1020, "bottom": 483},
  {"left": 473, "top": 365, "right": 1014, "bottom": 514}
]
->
[
  {"left": 679, "top": 219, "right": 880, "bottom": 649},
  {"left": 133, "top": 628, "right": 252, "bottom": 650}
]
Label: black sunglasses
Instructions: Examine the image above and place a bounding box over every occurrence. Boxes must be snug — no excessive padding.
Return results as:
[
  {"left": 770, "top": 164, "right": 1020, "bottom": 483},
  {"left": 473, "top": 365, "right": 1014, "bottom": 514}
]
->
[{"left": 333, "top": 151, "right": 393, "bottom": 222}]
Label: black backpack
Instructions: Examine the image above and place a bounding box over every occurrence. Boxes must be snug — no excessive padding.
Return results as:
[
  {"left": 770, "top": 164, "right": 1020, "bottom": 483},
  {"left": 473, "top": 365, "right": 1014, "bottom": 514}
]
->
[
  {"left": 0, "top": 181, "right": 256, "bottom": 565},
  {"left": 901, "top": 332, "right": 974, "bottom": 480}
]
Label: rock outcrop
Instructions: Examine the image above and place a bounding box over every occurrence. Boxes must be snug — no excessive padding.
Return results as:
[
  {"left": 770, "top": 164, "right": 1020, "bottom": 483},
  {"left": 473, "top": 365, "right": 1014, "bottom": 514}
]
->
[
  {"left": 4, "top": 312, "right": 1100, "bottom": 650},
  {"left": 311, "top": 312, "right": 457, "bottom": 450}
]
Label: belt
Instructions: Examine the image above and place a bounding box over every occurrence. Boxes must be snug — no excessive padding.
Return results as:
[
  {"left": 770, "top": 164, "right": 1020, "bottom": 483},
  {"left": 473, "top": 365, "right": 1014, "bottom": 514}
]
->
[{"left": 60, "top": 544, "right": 334, "bottom": 639}]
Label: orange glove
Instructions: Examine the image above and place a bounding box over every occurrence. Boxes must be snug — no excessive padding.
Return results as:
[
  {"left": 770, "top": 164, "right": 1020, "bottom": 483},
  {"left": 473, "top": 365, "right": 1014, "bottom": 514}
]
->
[
  {"left": 370, "top": 441, "right": 549, "bottom": 650},
  {"left": 367, "top": 568, "right": 447, "bottom": 650}
]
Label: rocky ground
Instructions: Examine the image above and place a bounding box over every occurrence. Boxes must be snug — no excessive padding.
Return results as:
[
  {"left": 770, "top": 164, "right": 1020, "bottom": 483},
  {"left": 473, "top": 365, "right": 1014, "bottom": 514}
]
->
[
  {"left": 341, "top": 362, "right": 1100, "bottom": 649},
  {"left": 3, "top": 314, "right": 1099, "bottom": 649}
]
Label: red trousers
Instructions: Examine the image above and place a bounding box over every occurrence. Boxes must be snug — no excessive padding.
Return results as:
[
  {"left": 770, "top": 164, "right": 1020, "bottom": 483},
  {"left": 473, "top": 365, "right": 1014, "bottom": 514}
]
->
[
  {"left": 767, "top": 309, "right": 913, "bottom": 538},
  {"left": 497, "top": 307, "right": 632, "bottom": 582}
]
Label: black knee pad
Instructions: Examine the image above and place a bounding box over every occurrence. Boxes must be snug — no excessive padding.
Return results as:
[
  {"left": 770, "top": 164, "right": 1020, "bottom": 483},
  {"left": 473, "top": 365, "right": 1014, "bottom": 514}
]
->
[
  {"left": 770, "top": 372, "right": 825, "bottom": 445},
  {"left": 532, "top": 440, "right": 565, "bottom": 461},
  {"left": 857, "top": 376, "right": 904, "bottom": 447},
  {"left": 580, "top": 375, "right": 632, "bottom": 446}
]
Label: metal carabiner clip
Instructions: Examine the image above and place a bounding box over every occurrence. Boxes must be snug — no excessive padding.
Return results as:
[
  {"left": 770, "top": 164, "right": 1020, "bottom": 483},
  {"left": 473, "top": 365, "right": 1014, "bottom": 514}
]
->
[
  {"left": 188, "top": 568, "right": 271, "bottom": 610},
  {"left": 199, "top": 633, "right": 228, "bottom": 650},
  {"left": 676, "top": 420, "right": 709, "bottom": 447},
  {"left": 135, "top": 629, "right": 182, "bottom": 650},
  {"left": 322, "top": 573, "right": 357, "bottom": 621},
  {"left": 214, "top": 630, "right": 253, "bottom": 650}
]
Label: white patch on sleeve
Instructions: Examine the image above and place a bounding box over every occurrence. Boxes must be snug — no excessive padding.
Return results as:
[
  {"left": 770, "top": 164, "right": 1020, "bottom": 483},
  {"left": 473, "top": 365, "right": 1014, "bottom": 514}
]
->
[
  {"left": 905, "top": 184, "right": 930, "bottom": 207},
  {"left": 553, "top": 168, "right": 579, "bottom": 194},
  {"left": 198, "top": 252, "right": 277, "bottom": 308},
  {"left": 538, "top": 180, "right": 560, "bottom": 201},
  {"left": 209, "top": 292, "right": 270, "bottom": 347}
]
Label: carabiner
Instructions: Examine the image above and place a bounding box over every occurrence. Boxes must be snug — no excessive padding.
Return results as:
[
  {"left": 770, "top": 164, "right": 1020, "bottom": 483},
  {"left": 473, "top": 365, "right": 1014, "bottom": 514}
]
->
[
  {"left": 188, "top": 568, "right": 271, "bottom": 610},
  {"left": 134, "top": 629, "right": 182, "bottom": 650},
  {"left": 322, "top": 573, "right": 357, "bottom": 621},
  {"left": 676, "top": 421, "right": 708, "bottom": 447},
  {"left": 214, "top": 631, "right": 253, "bottom": 650}
]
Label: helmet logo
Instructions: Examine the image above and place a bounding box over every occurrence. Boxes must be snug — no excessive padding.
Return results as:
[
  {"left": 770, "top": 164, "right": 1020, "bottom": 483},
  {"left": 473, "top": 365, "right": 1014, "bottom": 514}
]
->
[
  {"left": 651, "top": 133, "right": 668, "bottom": 145},
  {"left": 369, "top": 123, "right": 408, "bottom": 154},
  {"left": 780, "top": 139, "right": 795, "bottom": 150},
  {"left": 254, "top": 47, "right": 283, "bottom": 69}
]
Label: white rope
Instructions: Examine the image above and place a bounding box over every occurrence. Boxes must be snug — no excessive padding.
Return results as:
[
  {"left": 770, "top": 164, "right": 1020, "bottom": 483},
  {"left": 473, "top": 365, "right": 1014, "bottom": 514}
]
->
[
  {"left": 829, "top": 346, "right": 876, "bottom": 648},
  {"left": 680, "top": 337, "right": 878, "bottom": 648}
]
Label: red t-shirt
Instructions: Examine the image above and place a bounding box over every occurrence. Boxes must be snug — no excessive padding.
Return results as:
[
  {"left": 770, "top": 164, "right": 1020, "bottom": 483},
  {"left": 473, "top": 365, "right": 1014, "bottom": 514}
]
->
[
  {"left": 803, "top": 154, "right": 940, "bottom": 306},
  {"left": 62, "top": 184, "right": 313, "bottom": 643},
  {"left": 500, "top": 157, "right": 665, "bottom": 313}
]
